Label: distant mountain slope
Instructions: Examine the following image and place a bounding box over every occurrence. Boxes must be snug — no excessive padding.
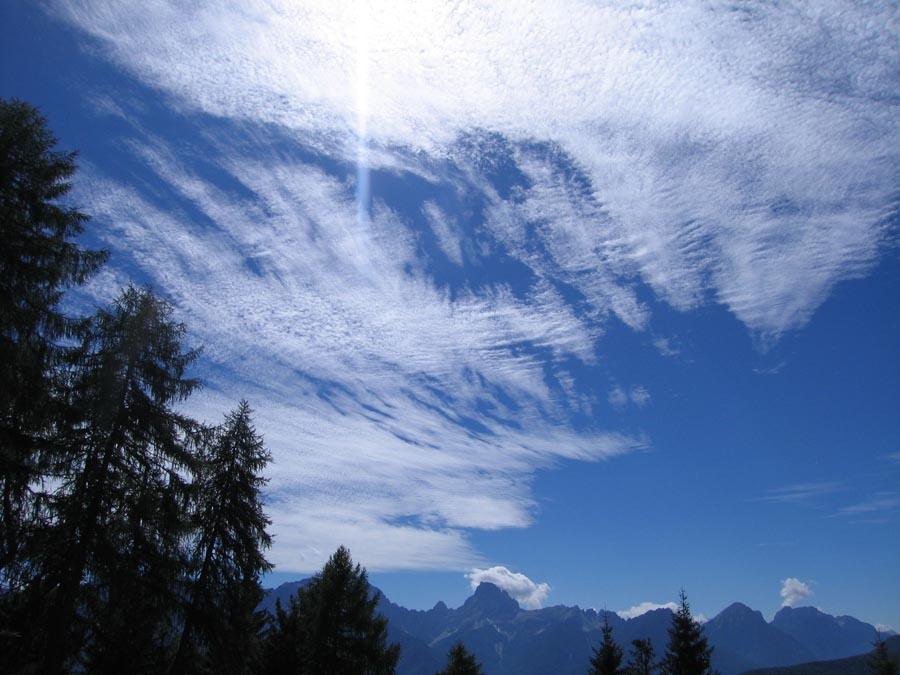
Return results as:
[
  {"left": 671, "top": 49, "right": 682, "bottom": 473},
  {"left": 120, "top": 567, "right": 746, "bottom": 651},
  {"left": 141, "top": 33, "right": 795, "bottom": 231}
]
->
[
  {"left": 704, "top": 602, "right": 815, "bottom": 673},
  {"left": 772, "top": 605, "right": 879, "bottom": 661},
  {"left": 741, "top": 634, "right": 900, "bottom": 675},
  {"left": 258, "top": 579, "right": 308, "bottom": 616},
  {"left": 260, "top": 581, "right": 885, "bottom": 675}
]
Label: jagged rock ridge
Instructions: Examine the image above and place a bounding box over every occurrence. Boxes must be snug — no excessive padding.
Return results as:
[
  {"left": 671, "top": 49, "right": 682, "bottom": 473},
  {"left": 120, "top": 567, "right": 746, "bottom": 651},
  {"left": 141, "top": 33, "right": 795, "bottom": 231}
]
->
[{"left": 261, "top": 581, "right": 885, "bottom": 675}]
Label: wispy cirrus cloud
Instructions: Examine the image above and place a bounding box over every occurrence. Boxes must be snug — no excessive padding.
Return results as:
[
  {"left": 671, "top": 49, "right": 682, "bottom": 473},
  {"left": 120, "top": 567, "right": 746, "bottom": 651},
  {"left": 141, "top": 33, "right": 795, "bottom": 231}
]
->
[
  {"left": 757, "top": 482, "right": 843, "bottom": 505},
  {"left": 836, "top": 493, "right": 900, "bottom": 518},
  {"left": 52, "top": 0, "right": 900, "bottom": 336},
  {"left": 47, "top": 0, "right": 900, "bottom": 572},
  {"left": 72, "top": 131, "right": 644, "bottom": 571}
]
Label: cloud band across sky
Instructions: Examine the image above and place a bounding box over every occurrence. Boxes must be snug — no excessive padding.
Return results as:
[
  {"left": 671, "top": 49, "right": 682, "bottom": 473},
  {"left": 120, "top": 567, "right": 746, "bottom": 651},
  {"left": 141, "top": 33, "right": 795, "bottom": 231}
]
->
[
  {"left": 38, "top": 0, "right": 900, "bottom": 573},
  {"left": 54, "top": 0, "right": 900, "bottom": 335}
]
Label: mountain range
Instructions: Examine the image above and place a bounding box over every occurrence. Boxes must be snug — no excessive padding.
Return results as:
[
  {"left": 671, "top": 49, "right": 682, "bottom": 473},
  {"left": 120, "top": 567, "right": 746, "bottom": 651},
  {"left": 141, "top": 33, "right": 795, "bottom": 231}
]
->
[{"left": 261, "top": 581, "right": 890, "bottom": 675}]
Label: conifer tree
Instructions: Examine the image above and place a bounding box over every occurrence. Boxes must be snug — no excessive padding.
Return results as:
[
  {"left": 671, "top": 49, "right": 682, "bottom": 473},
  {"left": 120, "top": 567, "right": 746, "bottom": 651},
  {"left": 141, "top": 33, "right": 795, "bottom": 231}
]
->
[
  {"left": 37, "top": 286, "right": 199, "bottom": 675},
  {"left": 0, "top": 98, "right": 107, "bottom": 583},
  {"left": 0, "top": 101, "right": 281, "bottom": 675},
  {"left": 80, "top": 452, "right": 191, "bottom": 675},
  {"left": 627, "top": 638, "right": 657, "bottom": 675},
  {"left": 661, "top": 590, "right": 717, "bottom": 675},
  {"left": 170, "top": 401, "right": 274, "bottom": 675},
  {"left": 263, "top": 546, "right": 400, "bottom": 675},
  {"left": 870, "top": 635, "right": 899, "bottom": 675},
  {"left": 264, "top": 594, "right": 305, "bottom": 675},
  {"left": 589, "top": 612, "right": 625, "bottom": 675},
  {"left": 436, "top": 641, "right": 485, "bottom": 675}
]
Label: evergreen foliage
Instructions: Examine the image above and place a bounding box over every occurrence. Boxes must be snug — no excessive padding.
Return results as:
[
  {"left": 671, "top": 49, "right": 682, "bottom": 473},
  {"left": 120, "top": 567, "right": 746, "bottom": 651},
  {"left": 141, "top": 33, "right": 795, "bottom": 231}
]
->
[
  {"left": 264, "top": 593, "right": 305, "bottom": 675},
  {"left": 170, "top": 401, "right": 274, "bottom": 675},
  {"left": 0, "top": 98, "right": 107, "bottom": 585},
  {"left": 589, "top": 612, "right": 625, "bottom": 675},
  {"left": 661, "top": 590, "right": 717, "bottom": 675},
  {"left": 870, "top": 636, "right": 900, "bottom": 675},
  {"left": 436, "top": 640, "right": 485, "bottom": 675},
  {"left": 0, "top": 100, "right": 279, "bottom": 675},
  {"left": 39, "top": 286, "right": 200, "bottom": 674},
  {"left": 628, "top": 638, "right": 658, "bottom": 675},
  {"left": 263, "top": 546, "right": 400, "bottom": 675}
]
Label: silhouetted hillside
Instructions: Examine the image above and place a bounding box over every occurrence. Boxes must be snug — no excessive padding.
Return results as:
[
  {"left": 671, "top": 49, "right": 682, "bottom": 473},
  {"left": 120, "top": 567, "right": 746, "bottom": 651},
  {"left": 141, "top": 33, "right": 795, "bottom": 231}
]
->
[{"left": 742, "top": 634, "right": 900, "bottom": 675}]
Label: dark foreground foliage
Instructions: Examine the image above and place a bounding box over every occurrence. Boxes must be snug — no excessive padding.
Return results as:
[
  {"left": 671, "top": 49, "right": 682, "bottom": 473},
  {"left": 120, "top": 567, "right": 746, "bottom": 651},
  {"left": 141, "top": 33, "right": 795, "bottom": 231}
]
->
[
  {"left": 264, "top": 546, "right": 400, "bottom": 675},
  {"left": 436, "top": 641, "right": 485, "bottom": 675},
  {"left": 0, "top": 96, "right": 406, "bottom": 675},
  {"left": 586, "top": 590, "right": 717, "bottom": 675},
  {"left": 742, "top": 635, "right": 900, "bottom": 675}
]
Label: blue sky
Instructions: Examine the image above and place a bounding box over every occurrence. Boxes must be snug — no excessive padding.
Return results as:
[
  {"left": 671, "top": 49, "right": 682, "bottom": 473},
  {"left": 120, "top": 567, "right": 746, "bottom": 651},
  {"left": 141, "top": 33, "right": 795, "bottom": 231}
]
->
[{"left": 3, "top": 1, "right": 898, "bottom": 629}]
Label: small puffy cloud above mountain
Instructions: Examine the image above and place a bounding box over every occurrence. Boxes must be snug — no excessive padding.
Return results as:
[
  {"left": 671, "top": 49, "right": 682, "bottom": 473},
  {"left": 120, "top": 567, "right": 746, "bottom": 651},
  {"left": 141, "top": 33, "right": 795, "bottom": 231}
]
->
[
  {"left": 466, "top": 566, "right": 550, "bottom": 609},
  {"left": 617, "top": 601, "right": 678, "bottom": 619},
  {"left": 780, "top": 577, "right": 814, "bottom": 607}
]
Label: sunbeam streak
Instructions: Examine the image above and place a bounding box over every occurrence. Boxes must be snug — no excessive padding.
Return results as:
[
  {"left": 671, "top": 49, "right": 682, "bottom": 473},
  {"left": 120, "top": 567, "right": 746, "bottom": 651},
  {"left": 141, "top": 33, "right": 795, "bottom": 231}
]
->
[{"left": 355, "top": 5, "right": 370, "bottom": 226}]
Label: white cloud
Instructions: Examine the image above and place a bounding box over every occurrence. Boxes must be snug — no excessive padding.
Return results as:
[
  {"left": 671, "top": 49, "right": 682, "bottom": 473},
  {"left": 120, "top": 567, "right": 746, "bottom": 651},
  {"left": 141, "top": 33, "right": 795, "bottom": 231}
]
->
[
  {"left": 45, "top": 0, "right": 900, "bottom": 572},
  {"left": 653, "top": 337, "right": 679, "bottom": 357},
  {"left": 781, "top": 578, "right": 814, "bottom": 607},
  {"left": 52, "top": 0, "right": 900, "bottom": 336},
  {"left": 609, "top": 384, "right": 650, "bottom": 409},
  {"left": 466, "top": 566, "right": 550, "bottom": 609},
  {"left": 423, "top": 201, "right": 464, "bottom": 267},
  {"left": 608, "top": 385, "right": 629, "bottom": 409},
  {"left": 758, "top": 482, "right": 842, "bottom": 504},
  {"left": 70, "top": 148, "right": 645, "bottom": 573},
  {"left": 837, "top": 493, "right": 900, "bottom": 517},
  {"left": 618, "top": 601, "right": 678, "bottom": 620},
  {"left": 630, "top": 386, "right": 651, "bottom": 407}
]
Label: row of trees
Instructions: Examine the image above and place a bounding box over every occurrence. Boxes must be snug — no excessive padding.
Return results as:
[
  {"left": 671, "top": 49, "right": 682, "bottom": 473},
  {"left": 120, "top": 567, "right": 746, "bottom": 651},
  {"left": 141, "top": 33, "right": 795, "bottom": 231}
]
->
[
  {"left": 586, "top": 591, "right": 898, "bottom": 675},
  {"left": 0, "top": 99, "right": 277, "bottom": 674},
  {"left": 0, "top": 96, "right": 418, "bottom": 675},
  {"left": 588, "top": 591, "right": 715, "bottom": 675}
]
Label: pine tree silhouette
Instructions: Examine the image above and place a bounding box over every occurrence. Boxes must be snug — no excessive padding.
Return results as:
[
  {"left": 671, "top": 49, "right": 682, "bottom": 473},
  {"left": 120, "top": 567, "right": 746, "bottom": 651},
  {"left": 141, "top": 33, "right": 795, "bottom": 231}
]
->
[
  {"left": 589, "top": 612, "right": 625, "bottom": 675},
  {"left": 661, "top": 590, "right": 717, "bottom": 675},
  {"left": 436, "top": 641, "right": 485, "bottom": 675}
]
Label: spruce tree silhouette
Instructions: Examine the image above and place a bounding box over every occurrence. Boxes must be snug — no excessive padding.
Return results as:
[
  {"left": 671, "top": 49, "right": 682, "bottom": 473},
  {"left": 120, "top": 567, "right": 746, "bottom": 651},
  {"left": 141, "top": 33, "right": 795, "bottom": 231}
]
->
[
  {"left": 436, "top": 641, "right": 485, "bottom": 675},
  {"left": 661, "top": 590, "right": 717, "bottom": 675},
  {"left": 870, "top": 635, "right": 899, "bottom": 675},
  {"left": 628, "top": 638, "right": 658, "bottom": 675},
  {"left": 170, "top": 401, "right": 274, "bottom": 675},
  {"left": 0, "top": 98, "right": 107, "bottom": 582},
  {"left": 264, "top": 546, "right": 400, "bottom": 675},
  {"left": 40, "top": 287, "right": 199, "bottom": 675},
  {"left": 589, "top": 612, "right": 625, "bottom": 674}
]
